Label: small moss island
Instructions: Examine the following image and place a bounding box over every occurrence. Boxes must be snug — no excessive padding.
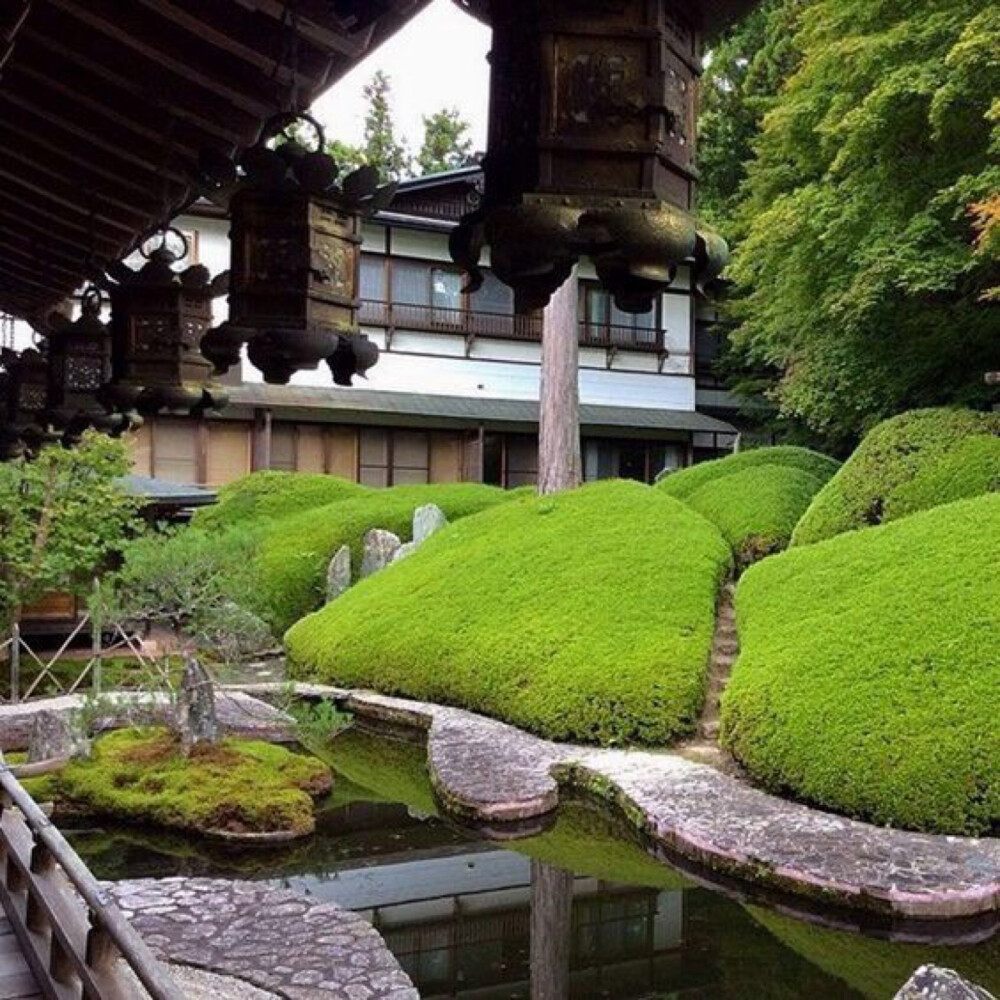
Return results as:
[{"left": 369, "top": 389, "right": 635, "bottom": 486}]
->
[{"left": 27, "top": 728, "right": 333, "bottom": 840}]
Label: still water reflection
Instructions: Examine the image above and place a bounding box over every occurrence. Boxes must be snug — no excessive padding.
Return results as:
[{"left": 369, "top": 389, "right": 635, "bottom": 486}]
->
[{"left": 66, "top": 728, "right": 1000, "bottom": 1000}]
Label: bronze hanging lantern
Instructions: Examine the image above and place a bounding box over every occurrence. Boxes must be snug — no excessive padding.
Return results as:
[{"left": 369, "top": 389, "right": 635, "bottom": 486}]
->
[
  {"left": 104, "top": 229, "right": 227, "bottom": 417},
  {"left": 0, "top": 343, "right": 55, "bottom": 454},
  {"left": 202, "top": 114, "right": 395, "bottom": 385},
  {"left": 450, "top": 0, "right": 744, "bottom": 313},
  {"left": 44, "top": 287, "right": 129, "bottom": 443}
]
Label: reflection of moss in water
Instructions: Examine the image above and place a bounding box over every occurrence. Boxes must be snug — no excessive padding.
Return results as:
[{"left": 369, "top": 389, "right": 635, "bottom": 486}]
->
[
  {"left": 321, "top": 726, "right": 691, "bottom": 887},
  {"left": 316, "top": 727, "right": 440, "bottom": 816},
  {"left": 747, "top": 906, "right": 1000, "bottom": 998}
]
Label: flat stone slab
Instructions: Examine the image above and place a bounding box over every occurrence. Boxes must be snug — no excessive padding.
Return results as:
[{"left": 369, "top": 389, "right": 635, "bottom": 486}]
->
[
  {"left": 230, "top": 683, "right": 1000, "bottom": 923},
  {"left": 109, "top": 878, "right": 418, "bottom": 1000},
  {"left": 0, "top": 691, "right": 294, "bottom": 751}
]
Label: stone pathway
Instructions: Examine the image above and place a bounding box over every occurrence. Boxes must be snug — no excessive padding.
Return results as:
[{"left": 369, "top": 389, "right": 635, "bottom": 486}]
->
[
  {"left": 233, "top": 682, "right": 1000, "bottom": 923},
  {"left": 108, "top": 878, "right": 418, "bottom": 1000},
  {"left": 0, "top": 690, "right": 294, "bottom": 752}
]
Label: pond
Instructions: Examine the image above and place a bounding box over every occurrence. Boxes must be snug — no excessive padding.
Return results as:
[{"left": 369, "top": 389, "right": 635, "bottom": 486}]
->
[{"left": 65, "top": 724, "right": 1000, "bottom": 1000}]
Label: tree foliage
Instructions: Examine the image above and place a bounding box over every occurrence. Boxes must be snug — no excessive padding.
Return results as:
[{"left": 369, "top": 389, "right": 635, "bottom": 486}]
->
[
  {"left": 417, "top": 107, "right": 474, "bottom": 176},
  {"left": 0, "top": 432, "right": 141, "bottom": 631},
  {"left": 330, "top": 70, "right": 411, "bottom": 182},
  {"left": 719, "top": 0, "right": 1000, "bottom": 449}
]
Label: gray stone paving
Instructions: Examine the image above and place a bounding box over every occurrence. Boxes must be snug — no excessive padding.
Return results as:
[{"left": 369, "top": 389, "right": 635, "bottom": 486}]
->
[
  {"left": 232, "top": 683, "right": 1000, "bottom": 923},
  {"left": 894, "top": 966, "right": 996, "bottom": 999},
  {"left": 108, "top": 878, "right": 418, "bottom": 1000},
  {"left": 0, "top": 690, "right": 294, "bottom": 751}
]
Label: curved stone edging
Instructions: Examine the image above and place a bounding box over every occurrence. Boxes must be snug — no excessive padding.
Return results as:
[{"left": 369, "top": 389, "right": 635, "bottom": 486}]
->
[
  {"left": 230, "top": 682, "right": 1000, "bottom": 923},
  {"left": 109, "top": 877, "right": 418, "bottom": 1000}
]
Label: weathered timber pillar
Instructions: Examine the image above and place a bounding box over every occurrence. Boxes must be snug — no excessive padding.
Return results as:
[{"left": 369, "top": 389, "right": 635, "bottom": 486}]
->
[
  {"left": 537, "top": 270, "right": 581, "bottom": 494},
  {"left": 529, "top": 860, "right": 574, "bottom": 1000}
]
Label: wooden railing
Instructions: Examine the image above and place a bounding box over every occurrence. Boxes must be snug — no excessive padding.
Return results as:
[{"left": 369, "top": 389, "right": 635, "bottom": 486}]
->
[
  {"left": 0, "top": 759, "right": 186, "bottom": 1000},
  {"left": 359, "top": 300, "right": 664, "bottom": 352}
]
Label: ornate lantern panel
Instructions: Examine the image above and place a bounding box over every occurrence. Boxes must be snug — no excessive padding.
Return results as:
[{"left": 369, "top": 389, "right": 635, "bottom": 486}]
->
[
  {"left": 104, "top": 231, "right": 226, "bottom": 417},
  {"left": 45, "top": 288, "right": 128, "bottom": 442},
  {"left": 202, "top": 114, "right": 393, "bottom": 385},
  {"left": 1, "top": 344, "right": 54, "bottom": 453},
  {"left": 452, "top": 0, "right": 728, "bottom": 313}
]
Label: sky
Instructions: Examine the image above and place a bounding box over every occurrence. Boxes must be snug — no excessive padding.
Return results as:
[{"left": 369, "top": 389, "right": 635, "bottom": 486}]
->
[{"left": 312, "top": 1, "right": 492, "bottom": 158}]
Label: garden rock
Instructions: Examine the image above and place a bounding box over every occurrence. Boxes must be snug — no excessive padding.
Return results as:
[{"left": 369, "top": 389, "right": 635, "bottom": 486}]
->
[
  {"left": 175, "top": 657, "right": 219, "bottom": 755},
  {"left": 391, "top": 541, "right": 419, "bottom": 564},
  {"left": 360, "top": 529, "right": 401, "bottom": 578},
  {"left": 325, "top": 545, "right": 352, "bottom": 602},
  {"left": 413, "top": 503, "right": 448, "bottom": 543},
  {"left": 26, "top": 709, "right": 89, "bottom": 763},
  {"left": 894, "top": 966, "right": 996, "bottom": 1000}
]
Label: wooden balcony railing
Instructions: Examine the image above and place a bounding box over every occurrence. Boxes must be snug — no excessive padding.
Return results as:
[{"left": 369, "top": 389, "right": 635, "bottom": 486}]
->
[
  {"left": 359, "top": 300, "right": 665, "bottom": 353},
  {"left": 0, "top": 760, "right": 186, "bottom": 1000}
]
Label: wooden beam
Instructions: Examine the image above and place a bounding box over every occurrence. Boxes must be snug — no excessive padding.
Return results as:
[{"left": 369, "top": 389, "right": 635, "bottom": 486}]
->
[
  {"left": 233, "top": 0, "right": 368, "bottom": 58},
  {"left": 18, "top": 28, "right": 252, "bottom": 147},
  {"left": 0, "top": 194, "right": 122, "bottom": 255},
  {"left": 46, "top": 0, "right": 285, "bottom": 119},
  {"left": 0, "top": 240, "right": 84, "bottom": 282}
]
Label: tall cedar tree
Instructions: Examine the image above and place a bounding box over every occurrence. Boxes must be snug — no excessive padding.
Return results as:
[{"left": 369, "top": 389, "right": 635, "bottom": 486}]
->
[
  {"left": 417, "top": 108, "right": 474, "bottom": 176},
  {"left": 723, "top": 1, "right": 1000, "bottom": 449}
]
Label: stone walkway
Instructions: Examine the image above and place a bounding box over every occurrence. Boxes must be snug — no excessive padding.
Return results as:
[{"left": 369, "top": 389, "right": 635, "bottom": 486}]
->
[
  {"left": 0, "top": 690, "right": 294, "bottom": 751},
  {"left": 233, "top": 683, "right": 1000, "bottom": 923},
  {"left": 109, "top": 878, "right": 418, "bottom": 1000}
]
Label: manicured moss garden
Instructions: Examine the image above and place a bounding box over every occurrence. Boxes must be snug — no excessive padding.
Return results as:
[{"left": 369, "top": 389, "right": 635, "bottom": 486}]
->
[
  {"left": 287, "top": 481, "right": 732, "bottom": 746},
  {"left": 28, "top": 728, "right": 333, "bottom": 838},
  {"left": 658, "top": 447, "right": 838, "bottom": 564},
  {"left": 793, "top": 408, "right": 1000, "bottom": 546},
  {"left": 193, "top": 470, "right": 368, "bottom": 532},
  {"left": 722, "top": 492, "right": 1000, "bottom": 835},
  {"left": 253, "top": 482, "right": 516, "bottom": 632}
]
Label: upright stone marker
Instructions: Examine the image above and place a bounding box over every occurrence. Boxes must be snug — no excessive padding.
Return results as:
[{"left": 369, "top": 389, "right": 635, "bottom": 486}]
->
[
  {"left": 412, "top": 503, "right": 448, "bottom": 543},
  {"left": 360, "top": 529, "right": 401, "bottom": 578},
  {"left": 326, "top": 544, "right": 352, "bottom": 602},
  {"left": 175, "top": 656, "right": 219, "bottom": 756}
]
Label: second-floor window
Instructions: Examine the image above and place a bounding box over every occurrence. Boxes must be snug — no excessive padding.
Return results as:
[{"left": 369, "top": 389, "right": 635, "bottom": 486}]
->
[{"left": 581, "top": 283, "right": 659, "bottom": 349}]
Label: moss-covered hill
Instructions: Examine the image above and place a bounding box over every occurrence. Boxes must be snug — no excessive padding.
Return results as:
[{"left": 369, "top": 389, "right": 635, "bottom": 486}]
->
[
  {"left": 287, "top": 481, "right": 732, "bottom": 746},
  {"left": 722, "top": 492, "right": 1000, "bottom": 835},
  {"left": 793, "top": 408, "right": 1000, "bottom": 546},
  {"left": 658, "top": 447, "right": 839, "bottom": 564}
]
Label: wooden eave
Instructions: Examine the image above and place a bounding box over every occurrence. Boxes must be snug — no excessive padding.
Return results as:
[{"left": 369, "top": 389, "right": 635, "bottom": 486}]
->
[{"left": 0, "top": 0, "right": 431, "bottom": 321}]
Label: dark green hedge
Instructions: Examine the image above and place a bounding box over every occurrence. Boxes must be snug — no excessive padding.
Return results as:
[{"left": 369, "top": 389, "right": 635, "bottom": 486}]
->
[
  {"left": 722, "top": 493, "right": 1000, "bottom": 835},
  {"left": 793, "top": 408, "right": 1000, "bottom": 546},
  {"left": 287, "top": 481, "right": 732, "bottom": 746}
]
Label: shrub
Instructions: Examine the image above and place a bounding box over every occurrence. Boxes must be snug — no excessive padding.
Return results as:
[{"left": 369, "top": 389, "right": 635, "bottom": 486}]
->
[
  {"left": 681, "top": 466, "right": 828, "bottom": 566},
  {"left": 287, "top": 481, "right": 732, "bottom": 746},
  {"left": 722, "top": 493, "right": 1000, "bottom": 835},
  {"left": 793, "top": 408, "right": 1000, "bottom": 546},
  {"left": 657, "top": 446, "right": 839, "bottom": 501},
  {"left": 252, "top": 482, "right": 513, "bottom": 632},
  {"left": 44, "top": 727, "right": 332, "bottom": 837},
  {"left": 193, "top": 471, "right": 368, "bottom": 532}
]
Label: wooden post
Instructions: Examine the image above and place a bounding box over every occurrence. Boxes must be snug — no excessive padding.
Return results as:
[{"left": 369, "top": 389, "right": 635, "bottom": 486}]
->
[
  {"left": 537, "top": 271, "right": 581, "bottom": 494},
  {"left": 91, "top": 579, "right": 102, "bottom": 697},
  {"left": 10, "top": 621, "right": 20, "bottom": 706},
  {"left": 529, "top": 860, "right": 574, "bottom": 1000}
]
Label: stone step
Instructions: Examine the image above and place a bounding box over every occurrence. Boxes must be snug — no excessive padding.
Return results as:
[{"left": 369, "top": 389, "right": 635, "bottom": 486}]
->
[
  {"left": 714, "top": 640, "right": 739, "bottom": 657},
  {"left": 699, "top": 719, "right": 721, "bottom": 741}
]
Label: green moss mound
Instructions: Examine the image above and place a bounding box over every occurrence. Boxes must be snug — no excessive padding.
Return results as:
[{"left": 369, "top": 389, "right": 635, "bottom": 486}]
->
[
  {"left": 288, "top": 481, "right": 732, "bottom": 746},
  {"left": 682, "top": 465, "right": 828, "bottom": 565},
  {"left": 722, "top": 494, "right": 1000, "bottom": 835},
  {"left": 793, "top": 408, "right": 1000, "bottom": 546},
  {"left": 43, "top": 728, "right": 332, "bottom": 837},
  {"left": 658, "top": 446, "right": 839, "bottom": 501},
  {"left": 193, "top": 471, "right": 368, "bottom": 532},
  {"left": 748, "top": 906, "right": 1000, "bottom": 999},
  {"left": 254, "top": 482, "right": 513, "bottom": 632}
]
